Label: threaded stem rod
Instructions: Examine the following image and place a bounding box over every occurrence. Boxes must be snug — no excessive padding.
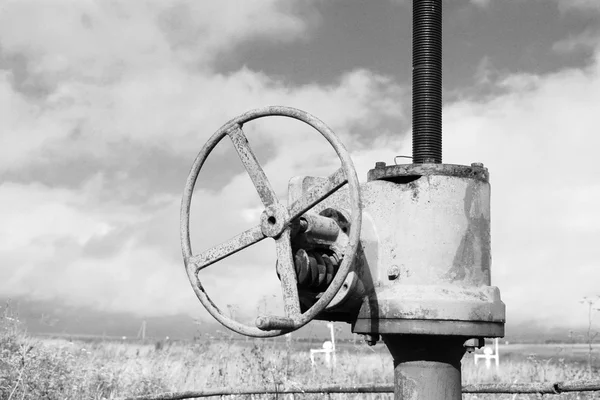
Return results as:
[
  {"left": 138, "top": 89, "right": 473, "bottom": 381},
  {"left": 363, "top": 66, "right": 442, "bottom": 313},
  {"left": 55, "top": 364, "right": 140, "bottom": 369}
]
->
[{"left": 412, "top": 0, "right": 442, "bottom": 164}]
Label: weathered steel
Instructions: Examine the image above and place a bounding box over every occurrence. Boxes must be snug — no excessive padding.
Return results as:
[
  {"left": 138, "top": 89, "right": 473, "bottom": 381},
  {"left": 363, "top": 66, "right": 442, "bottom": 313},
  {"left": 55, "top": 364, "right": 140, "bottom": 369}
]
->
[
  {"left": 180, "top": 106, "right": 362, "bottom": 337},
  {"left": 188, "top": 226, "right": 265, "bottom": 272},
  {"left": 227, "top": 124, "right": 278, "bottom": 207},
  {"left": 117, "top": 379, "right": 600, "bottom": 400},
  {"left": 259, "top": 202, "right": 289, "bottom": 238},
  {"left": 298, "top": 168, "right": 505, "bottom": 335},
  {"left": 353, "top": 318, "right": 504, "bottom": 337},
  {"left": 298, "top": 213, "right": 340, "bottom": 242},
  {"left": 288, "top": 167, "right": 347, "bottom": 220},
  {"left": 120, "top": 384, "right": 394, "bottom": 400},
  {"left": 273, "top": 229, "right": 301, "bottom": 319},
  {"left": 351, "top": 173, "right": 503, "bottom": 336},
  {"left": 255, "top": 315, "right": 296, "bottom": 330},
  {"left": 293, "top": 249, "right": 312, "bottom": 285},
  {"left": 385, "top": 335, "right": 465, "bottom": 400},
  {"left": 367, "top": 162, "right": 489, "bottom": 183},
  {"left": 293, "top": 248, "right": 339, "bottom": 290}
]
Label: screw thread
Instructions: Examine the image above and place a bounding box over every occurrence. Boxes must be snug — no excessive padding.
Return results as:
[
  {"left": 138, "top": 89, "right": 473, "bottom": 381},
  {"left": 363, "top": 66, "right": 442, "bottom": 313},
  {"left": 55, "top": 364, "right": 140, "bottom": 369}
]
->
[{"left": 412, "top": 0, "right": 442, "bottom": 164}]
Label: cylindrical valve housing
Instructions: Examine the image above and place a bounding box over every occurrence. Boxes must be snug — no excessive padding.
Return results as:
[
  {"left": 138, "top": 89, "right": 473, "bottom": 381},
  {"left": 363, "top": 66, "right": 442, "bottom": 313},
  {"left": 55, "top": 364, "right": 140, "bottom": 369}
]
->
[{"left": 351, "top": 163, "right": 505, "bottom": 336}]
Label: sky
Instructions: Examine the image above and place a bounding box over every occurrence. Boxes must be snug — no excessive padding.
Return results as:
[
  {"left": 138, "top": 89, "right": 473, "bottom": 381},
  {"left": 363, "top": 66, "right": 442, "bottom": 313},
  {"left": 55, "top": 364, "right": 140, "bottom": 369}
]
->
[{"left": 1, "top": 0, "right": 600, "bottom": 335}]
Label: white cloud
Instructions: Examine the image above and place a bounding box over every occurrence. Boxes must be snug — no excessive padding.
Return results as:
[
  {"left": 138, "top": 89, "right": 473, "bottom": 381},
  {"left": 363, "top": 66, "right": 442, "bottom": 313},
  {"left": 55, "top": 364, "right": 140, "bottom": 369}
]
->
[
  {"left": 0, "top": 0, "right": 408, "bottom": 322},
  {"left": 3, "top": 0, "right": 599, "bottom": 333},
  {"left": 0, "top": 0, "right": 309, "bottom": 79},
  {"left": 0, "top": 2, "right": 403, "bottom": 173},
  {"left": 442, "top": 52, "right": 600, "bottom": 327}
]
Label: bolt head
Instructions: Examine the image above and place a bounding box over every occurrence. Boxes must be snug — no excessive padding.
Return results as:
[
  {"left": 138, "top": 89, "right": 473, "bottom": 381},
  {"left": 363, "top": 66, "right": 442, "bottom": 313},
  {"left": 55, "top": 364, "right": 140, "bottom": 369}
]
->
[
  {"left": 260, "top": 203, "right": 289, "bottom": 238},
  {"left": 375, "top": 161, "right": 386, "bottom": 169},
  {"left": 387, "top": 265, "right": 400, "bottom": 280},
  {"left": 364, "top": 333, "right": 380, "bottom": 346},
  {"left": 471, "top": 162, "right": 484, "bottom": 168},
  {"left": 464, "top": 338, "right": 485, "bottom": 349}
]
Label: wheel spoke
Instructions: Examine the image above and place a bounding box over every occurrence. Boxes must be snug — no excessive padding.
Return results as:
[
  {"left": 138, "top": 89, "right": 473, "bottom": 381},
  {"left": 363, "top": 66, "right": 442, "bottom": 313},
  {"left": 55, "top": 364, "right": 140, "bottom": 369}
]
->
[
  {"left": 288, "top": 167, "right": 347, "bottom": 220},
  {"left": 275, "top": 229, "right": 301, "bottom": 317},
  {"left": 228, "top": 125, "right": 278, "bottom": 207},
  {"left": 188, "top": 225, "right": 265, "bottom": 272}
]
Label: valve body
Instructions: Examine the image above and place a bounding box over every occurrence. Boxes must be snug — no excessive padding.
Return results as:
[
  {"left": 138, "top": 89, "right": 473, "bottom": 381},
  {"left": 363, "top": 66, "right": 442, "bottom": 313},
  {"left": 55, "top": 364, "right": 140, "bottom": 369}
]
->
[{"left": 289, "top": 163, "right": 505, "bottom": 337}]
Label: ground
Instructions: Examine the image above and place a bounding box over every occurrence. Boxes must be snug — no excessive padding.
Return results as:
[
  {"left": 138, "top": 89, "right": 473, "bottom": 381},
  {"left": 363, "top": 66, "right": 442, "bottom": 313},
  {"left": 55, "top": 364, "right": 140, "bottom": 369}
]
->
[{"left": 2, "top": 310, "right": 599, "bottom": 400}]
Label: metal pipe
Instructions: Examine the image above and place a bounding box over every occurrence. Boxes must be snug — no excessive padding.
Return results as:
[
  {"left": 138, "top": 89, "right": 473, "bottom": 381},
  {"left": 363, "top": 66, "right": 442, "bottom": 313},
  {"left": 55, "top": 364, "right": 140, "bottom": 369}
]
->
[
  {"left": 299, "top": 213, "right": 340, "bottom": 242},
  {"left": 412, "top": 0, "right": 442, "bottom": 164},
  {"left": 384, "top": 335, "right": 466, "bottom": 400}
]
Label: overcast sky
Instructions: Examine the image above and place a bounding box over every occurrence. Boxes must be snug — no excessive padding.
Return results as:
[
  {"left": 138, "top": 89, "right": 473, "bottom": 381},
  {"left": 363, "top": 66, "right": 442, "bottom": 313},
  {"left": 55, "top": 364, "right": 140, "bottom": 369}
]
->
[{"left": 1, "top": 0, "right": 600, "bottom": 331}]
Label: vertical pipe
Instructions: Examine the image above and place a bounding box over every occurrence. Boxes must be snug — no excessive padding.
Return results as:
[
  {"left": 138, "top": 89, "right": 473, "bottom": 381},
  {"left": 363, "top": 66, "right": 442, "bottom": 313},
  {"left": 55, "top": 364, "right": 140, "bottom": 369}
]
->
[
  {"left": 412, "top": 0, "right": 442, "bottom": 164},
  {"left": 384, "top": 335, "right": 465, "bottom": 400}
]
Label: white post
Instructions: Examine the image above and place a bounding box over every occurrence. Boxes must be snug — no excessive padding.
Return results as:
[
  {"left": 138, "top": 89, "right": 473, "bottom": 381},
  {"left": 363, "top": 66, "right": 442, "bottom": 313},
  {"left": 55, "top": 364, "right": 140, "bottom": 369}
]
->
[
  {"left": 494, "top": 338, "right": 499, "bottom": 368},
  {"left": 328, "top": 322, "right": 336, "bottom": 368},
  {"left": 309, "top": 323, "right": 337, "bottom": 369},
  {"left": 474, "top": 338, "right": 500, "bottom": 370}
]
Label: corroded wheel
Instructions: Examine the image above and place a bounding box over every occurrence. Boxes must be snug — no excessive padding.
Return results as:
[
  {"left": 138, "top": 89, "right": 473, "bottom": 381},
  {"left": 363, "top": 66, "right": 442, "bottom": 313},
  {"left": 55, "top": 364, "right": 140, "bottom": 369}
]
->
[{"left": 181, "top": 106, "right": 361, "bottom": 337}]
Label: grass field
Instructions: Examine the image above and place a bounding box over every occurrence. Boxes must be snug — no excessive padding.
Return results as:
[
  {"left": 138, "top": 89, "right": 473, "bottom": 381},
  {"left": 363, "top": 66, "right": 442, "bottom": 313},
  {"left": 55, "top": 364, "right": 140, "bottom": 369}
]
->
[{"left": 1, "top": 309, "right": 599, "bottom": 399}]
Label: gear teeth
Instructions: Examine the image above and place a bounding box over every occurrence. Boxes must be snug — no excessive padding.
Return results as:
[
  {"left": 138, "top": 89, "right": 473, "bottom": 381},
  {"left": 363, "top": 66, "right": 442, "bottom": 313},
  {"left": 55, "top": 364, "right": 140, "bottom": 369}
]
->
[{"left": 293, "top": 249, "right": 342, "bottom": 291}]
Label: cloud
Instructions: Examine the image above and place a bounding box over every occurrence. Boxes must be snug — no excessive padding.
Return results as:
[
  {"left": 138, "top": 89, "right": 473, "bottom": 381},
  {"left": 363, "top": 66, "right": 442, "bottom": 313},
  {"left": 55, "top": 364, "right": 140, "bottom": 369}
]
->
[
  {"left": 552, "top": 27, "right": 600, "bottom": 54},
  {"left": 442, "top": 49, "right": 600, "bottom": 327},
  {"left": 0, "top": 0, "right": 310, "bottom": 78},
  {"left": 556, "top": 0, "right": 600, "bottom": 13},
  {"left": 469, "top": 0, "right": 600, "bottom": 13},
  {"left": 470, "top": 0, "right": 491, "bottom": 7},
  {"left": 0, "top": 0, "right": 407, "bottom": 322},
  {"left": 0, "top": 0, "right": 317, "bottom": 173},
  {"left": 0, "top": 68, "right": 405, "bottom": 320},
  {"left": 3, "top": 0, "right": 599, "bottom": 333}
]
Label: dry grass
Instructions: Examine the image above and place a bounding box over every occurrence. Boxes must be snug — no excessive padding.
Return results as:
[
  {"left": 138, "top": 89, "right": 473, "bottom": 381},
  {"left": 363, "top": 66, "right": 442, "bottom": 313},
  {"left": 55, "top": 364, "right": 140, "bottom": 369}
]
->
[{"left": 1, "top": 306, "right": 598, "bottom": 400}]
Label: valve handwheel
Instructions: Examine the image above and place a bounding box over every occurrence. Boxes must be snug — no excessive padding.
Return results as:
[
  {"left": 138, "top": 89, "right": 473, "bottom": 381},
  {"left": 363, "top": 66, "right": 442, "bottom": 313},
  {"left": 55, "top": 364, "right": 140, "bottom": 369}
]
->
[{"left": 181, "top": 106, "right": 362, "bottom": 337}]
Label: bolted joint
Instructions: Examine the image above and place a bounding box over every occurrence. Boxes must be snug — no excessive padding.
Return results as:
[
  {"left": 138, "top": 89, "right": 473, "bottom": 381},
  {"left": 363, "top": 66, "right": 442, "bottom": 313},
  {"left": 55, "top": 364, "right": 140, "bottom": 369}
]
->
[
  {"left": 463, "top": 337, "right": 485, "bottom": 353},
  {"left": 387, "top": 265, "right": 400, "bottom": 280},
  {"left": 364, "top": 333, "right": 380, "bottom": 346}
]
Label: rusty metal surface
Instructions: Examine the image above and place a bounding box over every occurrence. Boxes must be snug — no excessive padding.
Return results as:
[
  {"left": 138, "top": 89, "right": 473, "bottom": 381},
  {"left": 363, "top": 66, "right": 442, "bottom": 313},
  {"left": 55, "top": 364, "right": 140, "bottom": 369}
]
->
[
  {"left": 299, "top": 213, "right": 340, "bottom": 242},
  {"left": 355, "top": 284, "right": 505, "bottom": 323},
  {"left": 255, "top": 315, "right": 295, "bottom": 330},
  {"left": 119, "top": 384, "right": 394, "bottom": 400},
  {"left": 227, "top": 125, "right": 277, "bottom": 207},
  {"left": 117, "top": 379, "right": 600, "bottom": 400},
  {"left": 293, "top": 248, "right": 339, "bottom": 290},
  {"left": 274, "top": 229, "right": 301, "bottom": 317},
  {"left": 297, "top": 169, "right": 505, "bottom": 335},
  {"left": 287, "top": 177, "right": 364, "bottom": 315},
  {"left": 188, "top": 226, "right": 265, "bottom": 272},
  {"left": 385, "top": 335, "right": 465, "bottom": 400},
  {"left": 180, "top": 106, "right": 362, "bottom": 337},
  {"left": 288, "top": 167, "right": 347, "bottom": 219},
  {"left": 349, "top": 174, "right": 504, "bottom": 335},
  {"left": 353, "top": 319, "right": 504, "bottom": 337},
  {"left": 259, "top": 202, "right": 289, "bottom": 238},
  {"left": 367, "top": 162, "right": 489, "bottom": 183}
]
